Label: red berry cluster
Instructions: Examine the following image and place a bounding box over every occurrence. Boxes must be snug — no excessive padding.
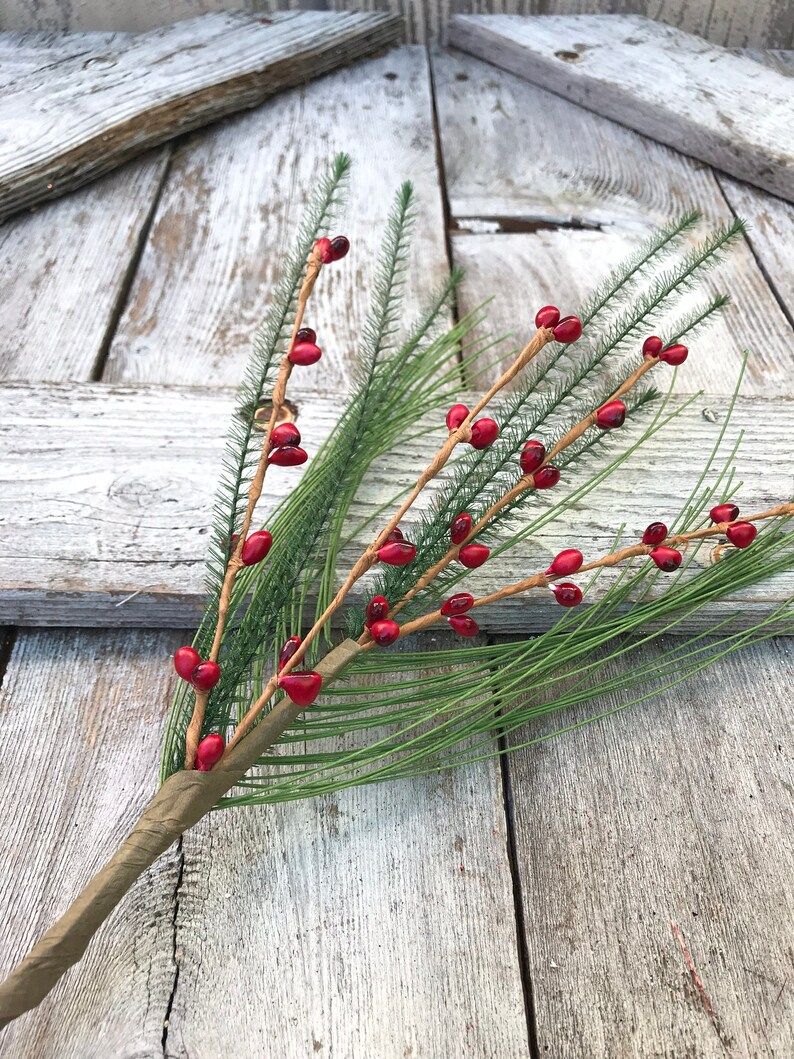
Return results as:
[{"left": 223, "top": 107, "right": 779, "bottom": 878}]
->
[
  {"left": 445, "top": 404, "right": 500, "bottom": 449},
  {"left": 534, "top": 305, "right": 583, "bottom": 344},
  {"left": 642, "top": 335, "right": 688, "bottom": 365},
  {"left": 315, "top": 235, "right": 350, "bottom": 264},
  {"left": 289, "top": 326, "right": 323, "bottom": 367},
  {"left": 639, "top": 519, "right": 682, "bottom": 570},
  {"left": 268, "top": 420, "right": 308, "bottom": 467},
  {"left": 365, "top": 594, "right": 401, "bottom": 646},
  {"left": 173, "top": 646, "right": 221, "bottom": 691},
  {"left": 709, "top": 502, "right": 757, "bottom": 548},
  {"left": 377, "top": 525, "right": 418, "bottom": 566},
  {"left": 545, "top": 548, "right": 586, "bottom": 608}
]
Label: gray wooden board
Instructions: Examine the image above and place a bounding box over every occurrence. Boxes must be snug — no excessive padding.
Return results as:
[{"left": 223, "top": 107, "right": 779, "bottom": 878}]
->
[
  {"left": 506, "top": 636, "right": 794, "bottom": 1056},
  {"left": 0, "top": 381, "right": 790, "bottom": 629},
  {"left": 447, "top": 14, "right": 794, "bottom": 201},
  {"left": 0, "top": 10, "right": 401, "bottom": 221}
]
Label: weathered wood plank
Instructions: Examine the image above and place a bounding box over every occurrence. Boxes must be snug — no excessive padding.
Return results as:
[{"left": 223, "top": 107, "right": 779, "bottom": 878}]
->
[
  {"left": 103, "top": 46, "right": 451, "bottom": 392},
  {"left": 0, "top": 10, "right": 401, "bottom": 221},
  {"left": 506, "top": 636, "right": 794, "bottom": 1056},
  {"left": 0, "top": 628, "right": 182, "bottom": 1057},
  {"left": 448, "top": 14, "right": 794, "bottom": 200},
  {"left": 0, "top": 381, "right": 790, "bottom": 628}
]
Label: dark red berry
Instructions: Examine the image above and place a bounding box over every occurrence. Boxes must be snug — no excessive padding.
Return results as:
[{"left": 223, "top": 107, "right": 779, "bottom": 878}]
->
[
  {"left": 642, "top": 336, "right": 663, "bottom": 358},
  {"left": 660, "top": 343, "right": 688, "bottom": 366},
  {"left": 191, "top": 660, "right": 221, "bottom": 692},
  {"left": 440, "top": 592, "right": 475, "bottom": 617},
  {"left": 450, "top": 512, "right": 473, "bottom": 545},
  {"left": 174, "top": 646, "right": 202, "bottom": 682},
  {"left": 552, "top": 315, "right": 582, "bottom": 343},
  {"left": 447, "top": 614, "right": 480, "bottom": 637},
  {"left": 552, "top": 582, "right": 583, "bottom": 607},
  {"left": 547, "top": 548, "right": 583, "bottom": 576},
  {"left": 386, "top": 528, "right": 404, "bottom": 543},
  {"left": 330, "top": 235, "right": 350, "bottom": 261},
  {"left": 470, "top": 417, "right": 499, "bottom": 449},
  {"left": 446, "top": 403, "right": 470, "bottom": 430},
  {"left": 270, "top": 422, "right": 301, "bottom": 448},
  {"left": 369, "top": 619, "right": 401, "bottom": 646},
  {"left": 595, "top": 399, "right": 626, "bottom": 430},
  {"left": 649, "top": 546, "right": 683, "bottom": 572},
  {"left": 279, "top": 671, "right": 323, "bottom": 707},
  {"left": 195, "top": 733, "right": 225, "bottom": 772},
  {"left": 458, "top": 543, "right": 490, "bottom": 568},
  {"left": 377, "top": 540, "right": 417, "bottom": 566},
  {"left": 277, "top": 635, "right": 302, "bottom": 673},
  {"left": 366, "top": 595, "right": 390, "bottom": 625},
  {"left": 520, "top": 440, "right": 546, "bottom": 475},
  {"left": 726, "top": 522, "right": 757, "bottom": 548},
  {"left": 240, "top": 530, "right": 273, "bottom": 566},
  {"left": 533, "top": 466, "right": 560, "bottom": 489},
  {"left": 315, "top": 237, "right": 333, "bottom": 264},
  {"left": 642, "top": 522, "right": 668, "bottom": 546},
  {"left": 295, "top": 327, "right": 316, "bottom": 344},
  {"left": 710, "top": 503, "right": 740, "bottom": 524},
  {"left": 289, "top": 341, "right": 322, "bottom": 366},
  {"left": 535, "top": 305, "right": 560, "bottom": 329},
  {"left": 268, "top": 445, "right": 308, "bottom": 467}
]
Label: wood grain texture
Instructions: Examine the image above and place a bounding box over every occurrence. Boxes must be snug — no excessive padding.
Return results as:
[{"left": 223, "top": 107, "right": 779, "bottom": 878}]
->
[
  {"left": 0, "top": 10, "right": 401, "bottom": 220},
  {"left": 448, "top": 14, "right": 794, "bottom": 200},
  {"left": 0, "top": 381, "right": 791, "bottom": 628},
  {"left": 506, "top": 636, "right": 794, "bottom": 1057},
  {"left": 0, "top": 627, "right": 182, "bottom": 1057},
  {"left": 103, "top": 46, "right": 451, "bottom": 392}
]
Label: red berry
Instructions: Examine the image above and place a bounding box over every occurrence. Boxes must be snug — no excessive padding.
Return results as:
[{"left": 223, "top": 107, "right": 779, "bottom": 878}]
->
[
  {"left": 642, "top": 335, "right": 663, "bottom": 358},
  {"left": 289, "top": 341, "right": 322, "bottom": 366},
  {"left": 447, "top": 614, "right": 480, "bottom": 637},
  {"left": 386, "top": 528, "right": 404, "bottom": 543},
  {"left": 470, "top": 417, "right": 499, "bottom": 449},
  {"left": 458, "top": 543, "right": 490, "bottom": 568},
  {"left": 533, "top": 466, "right": 560, "bottom": 489},
  {"left": 369, "top": 619, "right": 401, "bottom": 646},
  {"left": 520, "top": 440, "right": 546, "bottom": 476},
  {"left": 330, "top": 235, "right": 350, "bottom": 261},
  {"left": 240, "top": 530, "right": 273, "bottom": 566},
  {"left": 440, "top": 592, "right": 475, "bottom": 616},
  {"left": 270, "top": 422, "right": 301, "bottom": 448},
  {"left": 315, "top": 237, "right": 333, "bottom": 264},
  {"left": 377, "top": 540, "right": 417, "bottom": 566},
  {"left": 552, "top": 315, "right": 582, "bottom": 343},
  {"left": 595, "top": 399, "right": 627, "bottom": 430},
  {"left": 535, "top": 305, "right": 560, "bottom": 329},
  {"left": 547, "top": 548, "right": 583, "bottom": 576},
  {"left": 726, "top": 521, "right": 757, "bottom": 549},
  {"left": 710, "top": 503, "right": 739, "bottom": 524},
  {"left": 191, "top": 660, "right": 221, "bottom": 692},
  {"left": 649, "top": 546, "right": 683, "bottom": 572},
  {"left": 450, "top": 512, "right": 473, "bottom": 545},
  {"left": 278, "top": 671, "right": 323, "bottom": 707},
  {"left": 174, "top": 645, "right": 202, "bottom": 682},
  {"left": 295, "top": 327, "right": 316, "bottom": 344},
  {"left": 660, "top": 343, "right": 688, "bottom": 366},
  {"left": 552, "top": 582, "right": 583, "bottom": 607},
  {"left": 366, "top": 595, "right": 390, "bottom": 624},
  {"left": 642, "top": 521, "right": 668, "bottom": 546},
  {"left": 277, "top": 635, "right": 302, "bottom": 672},
  {"left": 195, "top": 733, "right": 224, "bottom": 772},
  {"left": 268, "top": 445, "right": 308, "bottom": 467},
  {"left": 446, "top": 403, "right": 470, "bottom": 430}
]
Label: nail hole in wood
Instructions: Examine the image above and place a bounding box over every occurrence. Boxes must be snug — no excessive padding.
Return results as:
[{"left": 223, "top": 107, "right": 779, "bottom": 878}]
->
[
  {"left": 254, "top": 399, "right": 298, "bottom": 430},
  {"left": 83, "top": 55, "right": 117, "bottom": 70},
  {"left": 554, "top": 50, "right": 582, "bottom": 63}
]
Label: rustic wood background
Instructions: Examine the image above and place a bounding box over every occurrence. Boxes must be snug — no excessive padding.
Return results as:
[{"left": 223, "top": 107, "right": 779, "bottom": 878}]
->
[{"left": 0, "top": 26, "right": 792, "bottom": 1059}]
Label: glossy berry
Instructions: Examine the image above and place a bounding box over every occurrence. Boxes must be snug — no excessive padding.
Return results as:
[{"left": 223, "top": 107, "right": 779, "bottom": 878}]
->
[
  {"left": 552, "top": 582, "right": 583, "bottom": 608},
  {"left": 450, "top": 512, "right": 472, "bottom": 545},
  {"left": 552, "top": 315, "right": 583, "bottom": 343},
  {"left": 195, "top": 733, "right": 224, "bottom": 772},
  {"left": 192, "top": 660, "right": 221, "bottom": 692},
  {"left": 448, "top": 614, "right": 480, "bottom": 637},
  {"left": 295, "top": 327, "right": 316, "bottom": 344},
  {"left": 520, "top": 440, "right": 546, "bottom": 476},
  {"left": 458, "top": 542, "right": 490, "bottom": 568},
  {"left": 533, "top": 466, "right": 560, "bottom": 489},
  {"left": 649, "top": 546, "right": 683, "bottom": 572},
  {"left": 277, "top": 635, "right": 302, "bottom": 673},
  {"left": 386, "top": 528, "right": 404, "bottom": 543},
  {"left": 174, "top": 645, "right": 202, "bottom": 682},
  {"left": 289, "top": 341, "right": 322, "bottom": 366},
  {"left": 278, "top": 670, "right": 323, "bottom": 707},
  {"left": 642, "top": 335, "right": 664, "bottom": 358},
  {"left": 240, "top": 530, "right": 273, "bottom": 566},
  {"left": 440, "top": 592, "right": 475, "bottom": 617},
  {"left": 377, "top": 540, "right": 417, "bottom": 566},
  {"left": 366, "top": 595, "right": 390, "bottom": 625},
  {"left": 726, "top": 521, "right": 757, "bottom": 549},
  {"left": 268, "top": 445, "right": 308, "bottom": 467},
  {"left": 547, "top": 548, "right": 583, "bottom": 576},
  {"left": 710, "top": 503, "right": 740, "bottom": 524},
  {"left": 660, "top": 343, "right": 688, "bottom": 366},
  {"left": 470, "top": 417, "right": 499, "bottom": 449},
  {"left": 270, "top": 422, "right": 301, "bottom": 448},
  {"left": 535, "top": 305, "right": 560, "bottom": 329},
  {"left": 369, "top": 619, "right": 401, "bottom": 646},
  {"left": 330, "top": 235, "right": 350, "bottom": 261},
  {"left": 446, "top": 403, "right": 470, "bottom": 430},
  {"left": 642, "top": 521, "right": 668, "bottom": 546},
  {"left": 595, "top": 399, "right": 626, "bottom": 430},
  {"left": 315, "top": 237, "right": 334, "bottom": 263}
]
